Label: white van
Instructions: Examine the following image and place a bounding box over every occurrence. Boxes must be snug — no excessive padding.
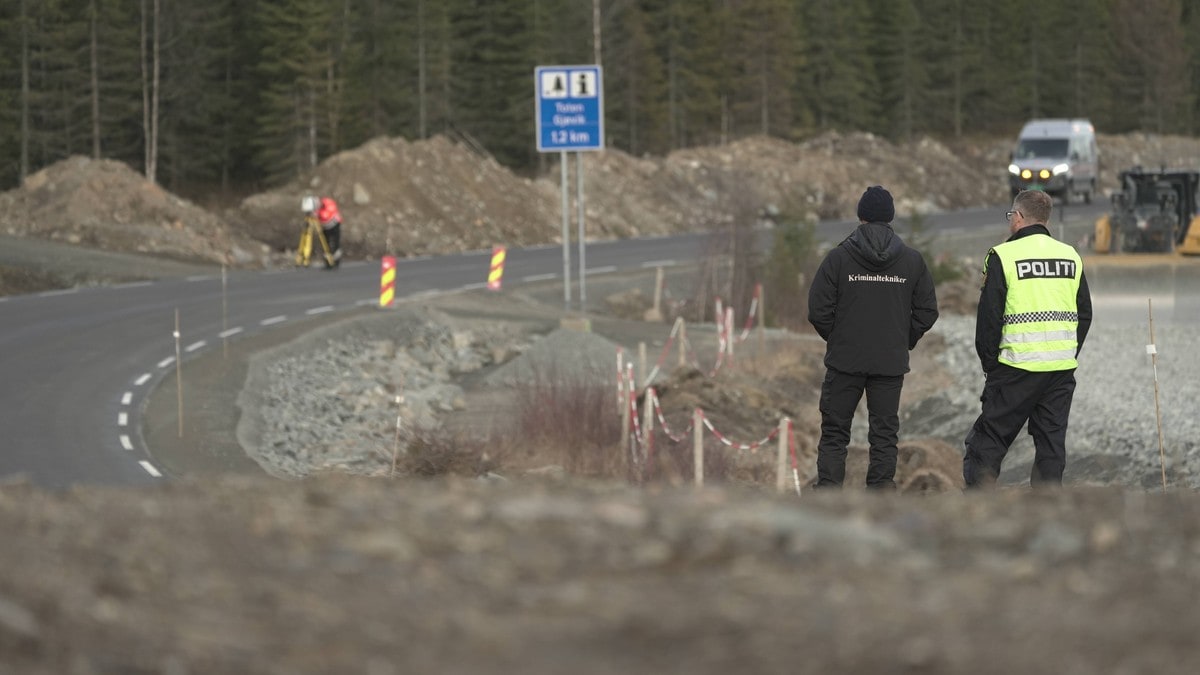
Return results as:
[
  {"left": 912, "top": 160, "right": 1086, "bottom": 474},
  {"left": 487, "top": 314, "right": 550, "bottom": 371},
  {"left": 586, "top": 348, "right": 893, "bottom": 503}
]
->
[{"left": 1008, "top": 119, "right": 1099, "bottom": 203}]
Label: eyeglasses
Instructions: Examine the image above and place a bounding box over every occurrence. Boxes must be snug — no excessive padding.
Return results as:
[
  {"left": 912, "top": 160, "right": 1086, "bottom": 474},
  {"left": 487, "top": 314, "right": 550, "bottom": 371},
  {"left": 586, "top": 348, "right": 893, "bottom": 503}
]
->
[{"left": 1005, "top": 210, "right": 1022, "bottom": 222}]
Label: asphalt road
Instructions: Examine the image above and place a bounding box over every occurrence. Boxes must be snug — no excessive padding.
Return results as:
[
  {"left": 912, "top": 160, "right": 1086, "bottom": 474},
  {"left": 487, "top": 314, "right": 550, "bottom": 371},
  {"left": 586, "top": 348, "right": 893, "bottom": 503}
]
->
[{"left": 0, "top": 203, "right": 1116, "bottom": 487}]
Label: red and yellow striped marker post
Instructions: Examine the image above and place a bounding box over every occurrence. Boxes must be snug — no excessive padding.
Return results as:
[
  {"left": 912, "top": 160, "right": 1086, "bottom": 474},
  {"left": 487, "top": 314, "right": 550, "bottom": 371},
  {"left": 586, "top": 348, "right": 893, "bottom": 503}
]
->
[
  {"left": 379, "top": 255, "right": 396, "bottom": 307},
  {"left": 487, "top": 245, "right": 506, "bottom": 291}
]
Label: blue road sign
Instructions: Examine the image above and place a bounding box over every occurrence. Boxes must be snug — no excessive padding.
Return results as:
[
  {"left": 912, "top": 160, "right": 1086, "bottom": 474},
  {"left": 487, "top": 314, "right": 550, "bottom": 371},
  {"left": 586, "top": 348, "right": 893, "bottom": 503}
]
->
[{"left": 536, "top": 65, "right": 604, "bottom": 153}]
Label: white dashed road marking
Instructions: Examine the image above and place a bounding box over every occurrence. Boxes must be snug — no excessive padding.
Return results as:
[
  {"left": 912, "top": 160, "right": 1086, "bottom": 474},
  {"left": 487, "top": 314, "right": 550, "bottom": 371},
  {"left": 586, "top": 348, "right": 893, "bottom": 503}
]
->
[
  {"left": 120, "top": 436, "right": 134, "bottom": 451},
  {"left": 261, "top": 316, "right": 287, "bottom": 326},
  {"left": 135, "top": 373, "right": 152, "bottom": 386},
  {"left": 185, "top": 341, "right": 206, "bottom": 352},
  {"left": 523, "top": 273, "right": 557, "bottom": 282},
  {"left": 118, "top": 413, "right": 128, "bottom": 427},
  {"left": 157, "top": 357, "right": 175, "bottom": 369},
  {"left": 139, "top": 461, "right": 162, "bottom": 478},
  {"left": 219, "top": 327, "right": 243, "bottom": 338},
  {"left": 305, "top": 306, "right": 334, "bottom": 316},
  {"left": 121, "top": 392, "right": 132, "bottom": 405}
]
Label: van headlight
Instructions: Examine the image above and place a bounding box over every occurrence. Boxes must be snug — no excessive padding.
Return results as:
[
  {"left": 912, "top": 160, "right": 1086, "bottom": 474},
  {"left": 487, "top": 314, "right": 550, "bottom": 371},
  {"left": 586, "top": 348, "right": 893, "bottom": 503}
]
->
[
  {"left": 1052, "top": 163, "right": 1070, "bottom": 176},
  {"left": 1008, "top": 164, "right": 1020, "bottom": 175}
]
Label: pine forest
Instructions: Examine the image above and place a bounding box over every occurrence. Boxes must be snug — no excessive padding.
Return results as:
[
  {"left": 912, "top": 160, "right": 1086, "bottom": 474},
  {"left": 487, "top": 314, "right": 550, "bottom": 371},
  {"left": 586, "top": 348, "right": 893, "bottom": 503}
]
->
[{"left": 1, "top": 0, "right": 1197, "bottom": 199}]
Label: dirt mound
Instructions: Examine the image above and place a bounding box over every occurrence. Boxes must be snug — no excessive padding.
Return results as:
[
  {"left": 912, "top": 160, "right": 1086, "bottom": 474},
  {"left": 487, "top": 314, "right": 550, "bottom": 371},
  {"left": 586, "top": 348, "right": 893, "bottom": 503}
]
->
[
  {"left": 671, "top": 133, "right": 1000, "bottom": 219},
  {"left": 229, "top": 135, "right": 564, "bottom": 257},
  {"left": 1096, "top": 132, "right": 1200, "bottom": 192},
  {"left": 6, "top": 131, "right": 1198, "bottom": 279},
  {"left": 0, "top": 156, "right": 270, "bottom": 266},
  {"left": 229, "top": 132, "right": 1004, "bottom": 262},
  {"left": 954, "top": 132, "right": 1200, "bottom": 201}
]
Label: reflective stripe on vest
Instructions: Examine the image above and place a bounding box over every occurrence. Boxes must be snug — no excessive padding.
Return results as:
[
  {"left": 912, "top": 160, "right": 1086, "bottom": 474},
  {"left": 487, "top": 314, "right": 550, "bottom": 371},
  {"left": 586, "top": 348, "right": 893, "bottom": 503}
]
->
[{"left": 993, "top": 233, "right": 1083, "bottom": 372}]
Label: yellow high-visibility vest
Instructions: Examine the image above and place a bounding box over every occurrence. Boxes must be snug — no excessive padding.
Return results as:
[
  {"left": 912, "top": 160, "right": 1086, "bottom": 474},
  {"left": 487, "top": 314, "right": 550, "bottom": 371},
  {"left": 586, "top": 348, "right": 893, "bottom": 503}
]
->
[{"left": 991, "top": 234, "right": 1083, "bottom": 371}]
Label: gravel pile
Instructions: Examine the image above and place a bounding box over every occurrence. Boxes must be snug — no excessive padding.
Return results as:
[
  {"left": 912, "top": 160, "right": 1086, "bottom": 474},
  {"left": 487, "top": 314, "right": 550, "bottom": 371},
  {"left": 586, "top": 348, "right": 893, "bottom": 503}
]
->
[
  {"left": 238, "top": 296, "right": 1199, "bottom": 489},
  {"left": 237, "top": 308, "right": 533, "bottom": 478},
  {"left": 914, "top": 314, "right": 1200, "bottom": 489}
]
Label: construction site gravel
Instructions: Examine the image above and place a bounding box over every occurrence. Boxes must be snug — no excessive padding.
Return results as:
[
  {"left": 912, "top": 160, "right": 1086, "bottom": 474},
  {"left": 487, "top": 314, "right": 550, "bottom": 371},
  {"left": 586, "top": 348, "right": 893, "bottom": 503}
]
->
[{"left": 3, "top": 131, "right": 1200, "bottom": 673}]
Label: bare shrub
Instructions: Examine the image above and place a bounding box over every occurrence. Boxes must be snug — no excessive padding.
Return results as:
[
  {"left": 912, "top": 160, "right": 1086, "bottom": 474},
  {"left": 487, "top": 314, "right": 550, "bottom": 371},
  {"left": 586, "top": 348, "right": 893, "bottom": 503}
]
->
[
  {"left": 512, "top": 365, "right": 623, "bottom": 477},
  {"left": 397, "top": 429, "right": 508, "bottom": 478},
  {"left": 686, "top": 171, "right": 766, "bottom": 325}
]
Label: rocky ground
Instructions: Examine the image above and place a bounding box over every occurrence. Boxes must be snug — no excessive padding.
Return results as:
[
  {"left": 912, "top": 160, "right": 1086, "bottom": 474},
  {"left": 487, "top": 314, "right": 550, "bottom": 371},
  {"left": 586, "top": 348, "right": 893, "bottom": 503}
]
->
[{"left": 4, "top": 131, "right": 1200, "bottom": 672}]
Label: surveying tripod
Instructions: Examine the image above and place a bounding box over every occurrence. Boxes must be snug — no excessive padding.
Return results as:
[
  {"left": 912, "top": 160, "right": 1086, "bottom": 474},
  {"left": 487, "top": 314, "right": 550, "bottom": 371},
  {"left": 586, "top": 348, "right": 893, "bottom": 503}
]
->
[{"left": 296, "top": 215, "right": 338, "bottom": 268}]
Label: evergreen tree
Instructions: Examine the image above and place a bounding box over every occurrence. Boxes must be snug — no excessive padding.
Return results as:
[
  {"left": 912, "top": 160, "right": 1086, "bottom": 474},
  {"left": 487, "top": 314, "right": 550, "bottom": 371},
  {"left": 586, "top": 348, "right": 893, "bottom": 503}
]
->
[
  {"left": 719, "top": 0, "right": 799, "bottom": 140},
  {"left": 795, "top": 0, "right": 877, "bottom": 133},
  {"left": 343, "top": 0, "right": 418, "bottom": 141},
  {"left": 604, "top": 0, "right": 669, "bottom": 155},
  {"left": 155, "top": 1, "right": 242, "bottom": 193},
  {"left": 253, "top": 0, "right": 339, "bottom": 183},
  {"left": 642, "top": 0, "right": 724, "bottom": 149},
  {"left": 0, "top": 1, "right": 23, "bottom": 185},
  {"left": 446, "top": 0, "right": 536, "bottom": 168},
  {"left": 866, "top": 0, "right": 923, "bottom": 139},
  {"left": 1110, "top": 0, "right": 1189, "bottom": 133},
  {"left": 26, "top": 0, "right": 92, "bottom": 165}
]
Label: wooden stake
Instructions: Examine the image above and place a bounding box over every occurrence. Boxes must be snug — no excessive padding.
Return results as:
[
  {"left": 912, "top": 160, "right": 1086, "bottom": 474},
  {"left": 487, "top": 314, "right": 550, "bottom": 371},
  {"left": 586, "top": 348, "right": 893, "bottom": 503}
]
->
[
  {"left": 620, "top": 364, "right": 632, "bottom": 460},
  {"left": 693, "top": 408, "right": 704, "bottom": 487},
  {"left": 391, "top": 394, "right": 404, "bottom": 478},
  {"left": 642, "top": 388, "right": 655, "bottom": 480},
  {"left": 678, "top": 319, "right": 687, "bottom": 368},
  {"left": 1148, "top": 299, "right": 1168, "bottom": 490},
  {"left": 775, "top": 417, "right": 789, "bottom": 493},
  {"left": 757, "top": 283, "right": 766, "bottom": 359},
  {"left": 638, "top": 341, "right": 647, "bottom": 389},
  {"left": 174, "top": 309, "right": 183, "bottom": 437},
  {"left": 221, "top": 265, "right": 228, "bottom": 359}
]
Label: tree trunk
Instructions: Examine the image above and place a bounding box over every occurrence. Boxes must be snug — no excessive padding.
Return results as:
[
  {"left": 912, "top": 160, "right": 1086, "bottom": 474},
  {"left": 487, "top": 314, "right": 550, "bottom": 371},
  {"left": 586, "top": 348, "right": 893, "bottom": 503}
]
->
[
  {"left": 20, "top": 0, "right": 30, "bottom": 182},
  {"left": 90, "top": 0, "right": 101, "bottom": 159},
  {"left": 141, "top": 0, "right": 149, "bottom": 176},
  {"left": 593, "top": 0, "right": 602, "bottom": 68},
  {"left": 141, "top": 0, "right": 160, "bottom": 183},
  {"left": 150, "top": 0, "right": 160, "bottom": 183},
  {"left": 418, "top": 0, "right": 427, "bottom": 139}
]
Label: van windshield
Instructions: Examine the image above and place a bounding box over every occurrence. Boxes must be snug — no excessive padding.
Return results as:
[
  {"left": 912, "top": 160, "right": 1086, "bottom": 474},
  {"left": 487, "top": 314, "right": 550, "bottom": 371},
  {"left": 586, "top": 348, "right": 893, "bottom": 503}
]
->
[{"left": 1014, "top": 138, "right": 1069, "bottom": 160}]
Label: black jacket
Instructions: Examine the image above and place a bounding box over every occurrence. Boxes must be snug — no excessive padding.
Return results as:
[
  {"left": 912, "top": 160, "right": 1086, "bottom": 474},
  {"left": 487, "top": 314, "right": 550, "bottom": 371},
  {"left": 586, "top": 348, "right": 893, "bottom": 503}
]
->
[
  {"left": 975, "top": 223, "right": 1093, "bottom": 372},
  {"left": 807, "top": 221, "right": 939, "bottom": 376}
]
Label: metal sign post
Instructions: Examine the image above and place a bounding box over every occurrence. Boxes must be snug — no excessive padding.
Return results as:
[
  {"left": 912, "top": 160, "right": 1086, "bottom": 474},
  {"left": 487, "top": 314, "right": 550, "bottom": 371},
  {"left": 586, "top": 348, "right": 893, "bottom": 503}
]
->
[
  {"left": 561, "top": 153, "right": 571, "bottom": 307},
  {"left": 535, "top": 65, "right": 604, "bottom": 310}
]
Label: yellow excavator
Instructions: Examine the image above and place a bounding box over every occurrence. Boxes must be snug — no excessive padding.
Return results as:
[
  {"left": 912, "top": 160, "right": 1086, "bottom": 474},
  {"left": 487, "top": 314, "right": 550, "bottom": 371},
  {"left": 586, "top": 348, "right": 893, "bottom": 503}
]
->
[{"left": 1094, "top": 168, "right": 1200, "bottom": 255}]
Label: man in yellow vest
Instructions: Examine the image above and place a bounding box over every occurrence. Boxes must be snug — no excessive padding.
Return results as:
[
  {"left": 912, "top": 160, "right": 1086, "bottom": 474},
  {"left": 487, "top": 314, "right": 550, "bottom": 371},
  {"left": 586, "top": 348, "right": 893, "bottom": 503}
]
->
[{"left": 963, "top": 190, "right": 1093, "bottom": 487}]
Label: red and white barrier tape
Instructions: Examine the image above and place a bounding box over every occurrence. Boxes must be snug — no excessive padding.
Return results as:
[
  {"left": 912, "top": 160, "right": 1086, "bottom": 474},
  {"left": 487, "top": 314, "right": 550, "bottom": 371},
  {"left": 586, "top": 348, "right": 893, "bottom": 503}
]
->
[
  {"left": 697, "top": 409, "right": 781, "bottom": 453},
  {"left": 648, "top": 389, "right": 693, "bottom": 443}
]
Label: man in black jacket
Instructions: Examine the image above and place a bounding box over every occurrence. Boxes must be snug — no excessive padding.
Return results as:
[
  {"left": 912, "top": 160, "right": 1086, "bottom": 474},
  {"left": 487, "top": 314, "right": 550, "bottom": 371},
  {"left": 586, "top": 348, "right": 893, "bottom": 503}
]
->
[{"left": 807, "top": 186, "right": 940, "bottom": 489}]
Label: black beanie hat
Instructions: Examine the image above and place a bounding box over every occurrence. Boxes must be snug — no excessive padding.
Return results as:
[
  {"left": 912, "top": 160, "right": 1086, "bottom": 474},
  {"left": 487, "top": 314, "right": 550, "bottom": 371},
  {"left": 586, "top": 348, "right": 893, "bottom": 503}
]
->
[{"left": 857, "top": 185, "right": 895, "bottom": 223}]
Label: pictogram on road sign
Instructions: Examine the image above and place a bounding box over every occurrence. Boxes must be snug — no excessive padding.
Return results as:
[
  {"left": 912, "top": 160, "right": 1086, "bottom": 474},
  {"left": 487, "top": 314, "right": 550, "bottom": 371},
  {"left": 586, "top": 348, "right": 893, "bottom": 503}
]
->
[{"left": 535, "top": 65, "right": 603, "bottom": 153}]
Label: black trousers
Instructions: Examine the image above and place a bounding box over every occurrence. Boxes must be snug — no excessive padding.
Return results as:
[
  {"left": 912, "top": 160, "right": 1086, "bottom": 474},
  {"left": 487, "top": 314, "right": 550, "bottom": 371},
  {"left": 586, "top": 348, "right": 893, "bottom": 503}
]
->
[
  {"left": 816, "top": 368, "right": 904, "bottom": 488},
  {"left": 323, "top": 221, "right": 341, "bottom": 253},
  {"left": 963, "top": 365, "right": 1076, "bottom": 487}
]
